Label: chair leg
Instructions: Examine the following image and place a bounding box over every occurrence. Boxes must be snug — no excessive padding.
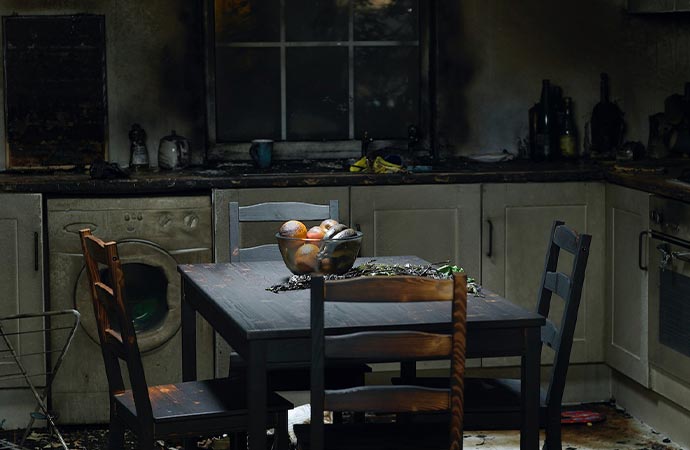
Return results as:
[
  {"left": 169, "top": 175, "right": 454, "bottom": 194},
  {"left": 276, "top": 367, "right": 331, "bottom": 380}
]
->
[
  {"left": 231, "top": 431, "right": 247, "bottom": 450},
  {"left": 107, "top": 417, "right": 125, "bottom": 450},
  {"left": 274, "top": 410, "right": 290, "bottom": 450},
  {"left": 138, "top": 428, "right": 156, "bottom": 450},
  {"left": 543, "top": 418, "right": 562, "bottom": 450}
]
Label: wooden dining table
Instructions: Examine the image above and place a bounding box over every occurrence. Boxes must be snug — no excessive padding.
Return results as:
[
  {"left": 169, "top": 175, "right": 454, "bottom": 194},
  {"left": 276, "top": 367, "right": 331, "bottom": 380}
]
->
[{"left": 179, "top": 256, "right": 545, "bottom": 450}]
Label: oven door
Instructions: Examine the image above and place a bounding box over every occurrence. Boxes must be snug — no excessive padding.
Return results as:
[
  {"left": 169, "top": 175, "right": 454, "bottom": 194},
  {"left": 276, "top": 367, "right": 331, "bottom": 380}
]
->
[{"left": 648, "top": 232, "right": 690, "bottom": 382}]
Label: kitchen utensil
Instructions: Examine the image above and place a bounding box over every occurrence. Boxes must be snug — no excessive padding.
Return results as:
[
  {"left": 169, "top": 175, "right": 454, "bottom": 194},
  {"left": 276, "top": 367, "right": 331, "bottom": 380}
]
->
[{"left": 158, "top": 130, "right": 190, "bottom": 170}]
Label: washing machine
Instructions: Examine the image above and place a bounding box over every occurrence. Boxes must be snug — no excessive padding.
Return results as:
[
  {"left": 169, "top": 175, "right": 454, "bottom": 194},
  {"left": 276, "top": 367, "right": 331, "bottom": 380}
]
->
[{"left": 47, "top": 196, "right": 215, "bottom": 424}]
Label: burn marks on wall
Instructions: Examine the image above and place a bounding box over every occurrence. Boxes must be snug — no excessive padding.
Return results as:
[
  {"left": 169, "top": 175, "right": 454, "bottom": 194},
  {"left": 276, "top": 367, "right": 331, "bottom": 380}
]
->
[{"left": 3, "top": 14, "right": 107, "bottom": 169}]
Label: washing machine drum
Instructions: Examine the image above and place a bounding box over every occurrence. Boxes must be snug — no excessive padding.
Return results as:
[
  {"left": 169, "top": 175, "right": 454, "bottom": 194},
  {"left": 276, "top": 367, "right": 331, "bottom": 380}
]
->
[{"left": 75, "top": 239, "right": 181, "bottom": 353}]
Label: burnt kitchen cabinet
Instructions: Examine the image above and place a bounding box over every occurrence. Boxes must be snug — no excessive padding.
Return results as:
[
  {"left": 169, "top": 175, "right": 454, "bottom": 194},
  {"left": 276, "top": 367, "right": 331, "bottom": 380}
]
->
[
  {"left": 0, "top": 194, "right": 44, "bottom": 428},
  {"left": 604, "top": 184, "right": 650, "bottom": 387},
  {"left": 350, "top": 184, "right": 481, "bottom": 279},
  {"left": 211, "top": 187, "right": 350, "bottom": 377},
  {"left": 481, "top": 182, "right": 606, "bottom": 366}
]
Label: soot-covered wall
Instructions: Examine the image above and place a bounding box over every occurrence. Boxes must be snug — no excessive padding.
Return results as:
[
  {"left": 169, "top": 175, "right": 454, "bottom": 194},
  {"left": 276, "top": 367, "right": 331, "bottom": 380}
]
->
[
  {"left": 0, "top": 0, "right": 688, "bottom": 168},
  {"left": 0, "top": 0, "right": 204, "bottom": 170}
]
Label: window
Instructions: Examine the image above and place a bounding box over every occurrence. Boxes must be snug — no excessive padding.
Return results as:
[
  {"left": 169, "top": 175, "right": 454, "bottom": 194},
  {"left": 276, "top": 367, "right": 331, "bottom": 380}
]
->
[{"left": 206, "top": 0, "right": 430, "bottom": 156}]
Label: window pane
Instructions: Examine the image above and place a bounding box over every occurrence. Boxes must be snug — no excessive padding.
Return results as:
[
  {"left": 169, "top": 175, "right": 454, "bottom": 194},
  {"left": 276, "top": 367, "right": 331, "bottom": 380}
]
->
[
  {"left": 354, "top": 46, "right": 418, "bottom": 139},
  {"left": 354, "top": 0, "right": 418, "bottom": 41},
  {"left": 215, "top": 47, "right": 281, "bottom": 141},
  {"left": 215, "top": 0, "right": 280, "bottom": 42},
  {"left": 286, "top": 47, "right": 349, "bottom": 140},
  {"left": 286, "top": 0, "right": 349, "bottom": 41}
]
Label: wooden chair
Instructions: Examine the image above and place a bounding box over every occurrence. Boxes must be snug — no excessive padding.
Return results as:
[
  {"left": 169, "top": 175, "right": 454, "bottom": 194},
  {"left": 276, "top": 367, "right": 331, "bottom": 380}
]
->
[
  {"left": 79, "top": 229, "right": 293, "bottom": 450},
  {"left": 397, "top": 220, "right": 592, "bottom": 450},
  {"left": 226, "top": 200, "right": 370, "bottom": 394},
  {"left": 295, "top": 272, "right": 468, "bottom": 450}
]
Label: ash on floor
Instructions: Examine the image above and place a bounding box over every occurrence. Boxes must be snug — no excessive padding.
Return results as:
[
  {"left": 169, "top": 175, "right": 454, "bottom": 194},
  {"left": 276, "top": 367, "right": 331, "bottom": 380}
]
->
[{"left": 0, "top": 403, "right": 685, "bottom": 450}]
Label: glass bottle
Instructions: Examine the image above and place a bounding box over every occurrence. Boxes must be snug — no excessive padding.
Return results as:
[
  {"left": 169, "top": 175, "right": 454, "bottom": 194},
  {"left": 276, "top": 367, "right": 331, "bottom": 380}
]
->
[
  {"left": 129, "top": 123, "right": 149, "bottom": 171},
  {"left": 533, "top": 79, "right": 552, "bottom": 160},
  {"left": 590, "top": 73, "right": 623, "bottom": 159},
  {"left": 559, "top": 97, "right": 578, "bottom": 159}
]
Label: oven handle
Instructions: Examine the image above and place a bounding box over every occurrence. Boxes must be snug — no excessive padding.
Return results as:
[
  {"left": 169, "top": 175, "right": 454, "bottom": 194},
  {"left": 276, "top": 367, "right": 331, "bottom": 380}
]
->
[
  {"left": 639, "top": 229, "right": 690, "bottom": 271},
  {"left": 639, "top": 230, "right": 648, "bottom": 271}
]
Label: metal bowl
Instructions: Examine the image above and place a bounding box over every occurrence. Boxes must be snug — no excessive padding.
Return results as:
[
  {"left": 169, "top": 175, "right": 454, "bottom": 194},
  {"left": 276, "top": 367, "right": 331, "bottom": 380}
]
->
[{"left": 275, "top": 231, "right": 363, "bottom": 275}]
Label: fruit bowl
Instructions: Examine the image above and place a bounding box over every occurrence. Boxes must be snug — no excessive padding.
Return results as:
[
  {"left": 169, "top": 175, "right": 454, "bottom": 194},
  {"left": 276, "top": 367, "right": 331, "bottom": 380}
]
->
[{"left": 275, "top": 231, "right": 363, "bottom": 275}]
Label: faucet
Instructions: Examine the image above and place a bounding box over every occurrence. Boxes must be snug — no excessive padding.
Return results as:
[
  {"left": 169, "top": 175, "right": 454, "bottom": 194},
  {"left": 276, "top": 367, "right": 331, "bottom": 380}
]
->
[
  {"left": 361, "top": 131, "right": 374, "bottom": 159},
  {"left": 408, "top": 125, "right": 420, "bottom": 153}
]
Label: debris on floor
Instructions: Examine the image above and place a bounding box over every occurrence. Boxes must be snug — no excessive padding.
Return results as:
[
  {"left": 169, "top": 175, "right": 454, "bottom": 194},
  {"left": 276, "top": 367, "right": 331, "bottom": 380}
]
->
[{"left": 0, "top": 403, "right": 685, "bottom": 450}]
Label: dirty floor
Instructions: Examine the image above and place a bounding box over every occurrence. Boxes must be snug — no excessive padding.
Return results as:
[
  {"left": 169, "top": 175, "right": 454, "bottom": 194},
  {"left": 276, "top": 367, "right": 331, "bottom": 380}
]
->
[{"left": 0, "top": 403, "right": 685, "bottom": 450}]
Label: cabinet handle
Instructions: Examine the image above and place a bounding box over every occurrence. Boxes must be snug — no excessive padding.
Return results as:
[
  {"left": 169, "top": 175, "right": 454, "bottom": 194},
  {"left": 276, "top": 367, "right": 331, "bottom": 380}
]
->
[
  {"left": 486, "top": 219, "right": 493, "bottom": 258},
  {"left": 34, "top": 232, "right": 39, "bottom": 271},
  {"left": 638, "top": 230, "right": 648, "bottom": 271}
]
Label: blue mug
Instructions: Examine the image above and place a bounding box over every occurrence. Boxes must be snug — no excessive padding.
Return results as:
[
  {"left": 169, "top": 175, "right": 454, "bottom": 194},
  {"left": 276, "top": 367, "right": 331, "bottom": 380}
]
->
[{"left": 250, "top": 139, "right": 273, "bottom": 169}]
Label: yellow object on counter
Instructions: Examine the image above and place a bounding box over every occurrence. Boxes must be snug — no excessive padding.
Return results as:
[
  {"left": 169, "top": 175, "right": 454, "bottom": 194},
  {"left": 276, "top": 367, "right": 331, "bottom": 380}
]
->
[
  {"left": 373, "top": 156, "right": 404, "bottom": 173},
  {"left": 349, "top": 156, "right": 404, "bottom": 174},
  {"left": 349, "top": 156, "right": 369, "bottom": 172}
]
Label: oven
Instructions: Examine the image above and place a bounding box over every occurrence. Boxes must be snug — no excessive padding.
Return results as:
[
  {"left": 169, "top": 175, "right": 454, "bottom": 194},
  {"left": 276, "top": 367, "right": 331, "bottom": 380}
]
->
[
  {"left": 47, "top": 196, "right": 214, "bottom": 423},
  {"left": 645, "top": 196, "right": 690, "bottom": 384}
]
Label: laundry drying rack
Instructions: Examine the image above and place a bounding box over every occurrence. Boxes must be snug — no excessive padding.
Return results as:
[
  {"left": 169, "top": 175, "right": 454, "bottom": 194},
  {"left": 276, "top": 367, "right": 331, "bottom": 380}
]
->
[{"left": 0, "top": 310, "right": 80, "bottom": 450}]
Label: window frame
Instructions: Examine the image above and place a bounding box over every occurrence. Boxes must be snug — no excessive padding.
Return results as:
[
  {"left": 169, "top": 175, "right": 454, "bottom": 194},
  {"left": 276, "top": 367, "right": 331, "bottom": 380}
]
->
[{"left": 203, "top": 0, "right": 435, "bottom": 162}]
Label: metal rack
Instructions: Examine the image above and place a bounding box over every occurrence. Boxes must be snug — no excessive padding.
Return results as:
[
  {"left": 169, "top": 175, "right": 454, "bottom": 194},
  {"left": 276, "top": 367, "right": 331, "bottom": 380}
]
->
[{"left": 0, "top": 310, "right": 80, "bottom": 450}]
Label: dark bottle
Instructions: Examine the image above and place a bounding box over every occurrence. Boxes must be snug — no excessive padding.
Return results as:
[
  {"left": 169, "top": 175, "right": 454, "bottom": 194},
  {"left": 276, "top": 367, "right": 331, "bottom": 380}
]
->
[
  {"left": 533, "top": 79, "right": 553, "bottom": 160},
  {"left": 559, "top": 97, "right": 578, "bottom": 159},
  {"left": 590, "top": 73, "right": 624, "bottom": 159}
]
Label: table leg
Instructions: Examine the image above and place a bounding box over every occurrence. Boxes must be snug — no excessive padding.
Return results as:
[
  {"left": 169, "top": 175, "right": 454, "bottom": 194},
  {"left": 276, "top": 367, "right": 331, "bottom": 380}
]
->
[
  {"left": 247, "top": 341, "right": 267, "bottom": 450},
  {"left": 181, "top": 281, "right": 197, "bottom": 382},
  {"left": 521, "top": 327, "right": 541, "bottom": 450}
]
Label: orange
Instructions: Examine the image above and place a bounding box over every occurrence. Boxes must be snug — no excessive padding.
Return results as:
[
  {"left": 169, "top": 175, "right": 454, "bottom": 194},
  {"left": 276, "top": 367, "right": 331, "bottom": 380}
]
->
[
  {"left": 319, "top": 219, "right": 339, "bottom": 231},
  {"left": 307, "top": 226, "right": 326, "bottom": 240},
  {"left": 279, "top": 220, "right": 307, "bottom": 238},
  {"left": 294, "top": 243, "right": 320, "bottom": 272}
]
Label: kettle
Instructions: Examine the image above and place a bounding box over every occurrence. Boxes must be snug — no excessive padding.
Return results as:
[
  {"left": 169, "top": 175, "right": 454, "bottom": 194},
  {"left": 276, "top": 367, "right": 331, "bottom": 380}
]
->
[{"left": 158, "top": 130, "right": 190, "bottom": 170}]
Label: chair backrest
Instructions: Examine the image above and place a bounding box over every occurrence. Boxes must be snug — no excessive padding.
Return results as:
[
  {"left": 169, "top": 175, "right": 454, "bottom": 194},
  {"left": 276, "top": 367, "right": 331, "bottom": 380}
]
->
[
  {"left": 310, "top": 273, "right": 467, "bottom": 450},
  {"left": 536, "top": 220, "right": 591, "bottom": 411},
  {"left": 229, "top": 200, "right": 339, "bottom": 262},
  {"left": 79, "top": 229, "right": 153, "bottom": 423}
]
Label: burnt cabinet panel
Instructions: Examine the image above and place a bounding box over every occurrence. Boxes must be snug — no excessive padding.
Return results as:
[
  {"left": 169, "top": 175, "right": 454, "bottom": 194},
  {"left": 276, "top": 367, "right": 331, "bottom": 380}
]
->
[{"left": 3, "top": 15, "right": 107, "bottom": 169}]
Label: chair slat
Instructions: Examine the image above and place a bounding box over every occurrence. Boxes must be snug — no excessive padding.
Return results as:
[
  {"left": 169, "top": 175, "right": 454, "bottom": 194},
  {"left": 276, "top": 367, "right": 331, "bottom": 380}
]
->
[
  {"left": 543, "top": 271, "right": 572, "bottom": 300},
  {"left": 325, "top": 276, "right": 454, "bottom": 303},
  {"left": 541, "top": 319, "right": 559, "bottom": 350},
  {"left": 239, "top": 202, "right": 332, "bottom": 222},
  {"left": 239, "top": 244, "right": 282, "bottom": 262},
  {"left": 326, "top": 331, "right": 451, "bottom": 361},
  {"left": 325, "top": 385, "right": 450, "bottom": 413},
  {"left": 553, "top": 224, "right": 579, "bottom": 254}
]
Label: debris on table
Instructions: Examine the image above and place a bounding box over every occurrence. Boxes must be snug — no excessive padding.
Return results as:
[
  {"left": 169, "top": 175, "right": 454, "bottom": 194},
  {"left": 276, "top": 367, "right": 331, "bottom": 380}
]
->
[{"left": 267, "top": 260, "right": 483, "bottom": 296}]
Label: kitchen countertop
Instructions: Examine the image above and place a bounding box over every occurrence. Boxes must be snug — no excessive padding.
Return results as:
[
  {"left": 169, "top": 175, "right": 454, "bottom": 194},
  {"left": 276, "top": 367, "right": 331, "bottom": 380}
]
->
[
  {"left": 0, "top": 159, "right": 605, "bottom": 195},
  {"left": 1, "top": 158, "right": 690, "bottom": 202}
]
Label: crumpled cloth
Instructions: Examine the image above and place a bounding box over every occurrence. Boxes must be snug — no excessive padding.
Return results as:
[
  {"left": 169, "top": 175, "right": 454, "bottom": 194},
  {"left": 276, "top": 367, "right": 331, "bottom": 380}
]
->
[
  {"left": 89, "top": 158, "right": 129, "bottom": 179},
  {"left": 350, "top": 155, "right": 404, "bottom": 173}
]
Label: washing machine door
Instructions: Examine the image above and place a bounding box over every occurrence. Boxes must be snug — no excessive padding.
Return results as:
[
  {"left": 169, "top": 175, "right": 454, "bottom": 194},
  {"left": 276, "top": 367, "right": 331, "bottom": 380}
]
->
[{"left": 75, "top": 239, "right": 181, "bottom": 353}]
